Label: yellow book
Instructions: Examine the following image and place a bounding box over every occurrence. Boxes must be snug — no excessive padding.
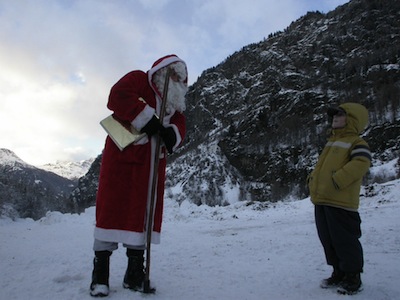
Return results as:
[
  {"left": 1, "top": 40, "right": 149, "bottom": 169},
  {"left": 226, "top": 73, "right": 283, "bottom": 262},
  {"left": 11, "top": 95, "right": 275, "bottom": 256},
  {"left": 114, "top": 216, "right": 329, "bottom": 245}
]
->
[{"left": 100, "top": 115, "right": 146, "bottom": 151}]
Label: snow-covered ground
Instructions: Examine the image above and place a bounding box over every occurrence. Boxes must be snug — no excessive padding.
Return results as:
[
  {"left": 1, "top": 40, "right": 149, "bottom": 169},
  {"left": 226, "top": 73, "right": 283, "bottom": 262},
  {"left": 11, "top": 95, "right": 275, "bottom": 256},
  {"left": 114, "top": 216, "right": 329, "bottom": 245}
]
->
[{"left": 0, "top": 180, "right": 399, "bottom": 300}]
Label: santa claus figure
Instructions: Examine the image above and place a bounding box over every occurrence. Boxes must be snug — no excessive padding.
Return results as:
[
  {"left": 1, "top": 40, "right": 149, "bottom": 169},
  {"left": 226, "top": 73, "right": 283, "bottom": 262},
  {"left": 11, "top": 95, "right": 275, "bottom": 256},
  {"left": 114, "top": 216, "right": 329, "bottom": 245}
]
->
[{"left": 90, "top": 55, "right": 188, "bottom": 297}]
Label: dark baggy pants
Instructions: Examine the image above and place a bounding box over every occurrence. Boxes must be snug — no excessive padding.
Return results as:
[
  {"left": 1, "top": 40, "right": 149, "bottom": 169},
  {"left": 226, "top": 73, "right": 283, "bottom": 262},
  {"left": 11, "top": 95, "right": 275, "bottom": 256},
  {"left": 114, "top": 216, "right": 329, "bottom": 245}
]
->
[{"left": 314, "top": 205, "right": 364, "bottom": 273}]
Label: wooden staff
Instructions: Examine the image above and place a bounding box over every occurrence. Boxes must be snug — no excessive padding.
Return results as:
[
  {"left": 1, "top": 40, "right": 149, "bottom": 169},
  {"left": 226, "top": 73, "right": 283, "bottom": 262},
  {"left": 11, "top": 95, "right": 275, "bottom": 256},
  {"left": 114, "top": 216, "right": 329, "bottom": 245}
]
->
[{"left": 143, "top": 67, "right": 171, "bottom": 293}]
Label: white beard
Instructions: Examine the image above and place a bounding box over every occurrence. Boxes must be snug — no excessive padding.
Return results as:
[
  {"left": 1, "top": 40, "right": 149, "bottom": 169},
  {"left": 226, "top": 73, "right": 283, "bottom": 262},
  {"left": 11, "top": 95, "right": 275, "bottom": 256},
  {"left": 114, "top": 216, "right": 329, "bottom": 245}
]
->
[
  {"left": 165, "top": 80, "right": 188, "bottom": 114},
  {"left": 153, "top": 64, "right": 188, "bottom": 114}
]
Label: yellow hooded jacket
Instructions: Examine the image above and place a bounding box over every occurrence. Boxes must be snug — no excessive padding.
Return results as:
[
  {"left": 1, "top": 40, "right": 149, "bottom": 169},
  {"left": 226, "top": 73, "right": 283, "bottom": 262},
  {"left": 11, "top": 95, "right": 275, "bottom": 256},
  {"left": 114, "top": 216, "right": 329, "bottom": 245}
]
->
[{"left": 308, "top": 103, "right": 371, "bottom": 211}]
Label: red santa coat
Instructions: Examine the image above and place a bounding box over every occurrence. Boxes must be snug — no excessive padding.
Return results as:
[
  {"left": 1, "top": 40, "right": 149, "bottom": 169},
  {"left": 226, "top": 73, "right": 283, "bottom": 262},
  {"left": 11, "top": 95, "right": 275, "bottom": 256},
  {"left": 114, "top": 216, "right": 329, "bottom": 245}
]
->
[{"left": 94, "top": 55, "right": 186, "bottom": 246}]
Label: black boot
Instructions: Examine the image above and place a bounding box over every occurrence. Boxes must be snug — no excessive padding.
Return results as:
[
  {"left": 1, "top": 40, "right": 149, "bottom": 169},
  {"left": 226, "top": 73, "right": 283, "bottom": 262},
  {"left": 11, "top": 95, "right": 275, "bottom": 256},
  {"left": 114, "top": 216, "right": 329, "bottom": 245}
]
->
[
  {"left": 123, "top": 249, "right": 145, "bottom": 291},
  {"left": 337, "top": 272, "right": 362, "bottom": 295},
  {"left": 320, "top": 268, "right": 345, "bottom": 288},
  {"left": 90, "top": 250, "right": 112, "bottom": 297}
]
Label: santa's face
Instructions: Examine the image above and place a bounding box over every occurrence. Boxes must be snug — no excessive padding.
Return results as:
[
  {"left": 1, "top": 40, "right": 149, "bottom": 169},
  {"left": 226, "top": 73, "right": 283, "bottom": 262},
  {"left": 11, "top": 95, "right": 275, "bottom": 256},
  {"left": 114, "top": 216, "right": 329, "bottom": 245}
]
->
[
  {"left": 153, "top": 62, "right": 188, "bottom": 113},
  {"left": 170, "top": 70, "right": 180, "bottom": 82},
  {"left": 167, "top": 79, "right": 188, "bottom": 110}
]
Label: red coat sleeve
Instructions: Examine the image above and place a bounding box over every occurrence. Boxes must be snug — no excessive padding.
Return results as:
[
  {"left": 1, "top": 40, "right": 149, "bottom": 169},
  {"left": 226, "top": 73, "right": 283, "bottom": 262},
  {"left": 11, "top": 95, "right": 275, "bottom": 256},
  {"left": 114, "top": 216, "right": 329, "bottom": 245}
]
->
[{"left": 107, "top": 71, "right": 151, "bottom": 122}]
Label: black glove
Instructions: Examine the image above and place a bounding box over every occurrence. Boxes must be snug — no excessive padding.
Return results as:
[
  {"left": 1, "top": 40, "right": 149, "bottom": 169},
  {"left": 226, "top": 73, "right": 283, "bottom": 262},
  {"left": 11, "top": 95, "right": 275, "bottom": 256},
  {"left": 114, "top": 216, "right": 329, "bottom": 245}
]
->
[
  {"left": 140, "top": 115, "right": 161, "bottom": 137},
  {"left": 159, "top": 127, "right": 177, "bottom": 154}
]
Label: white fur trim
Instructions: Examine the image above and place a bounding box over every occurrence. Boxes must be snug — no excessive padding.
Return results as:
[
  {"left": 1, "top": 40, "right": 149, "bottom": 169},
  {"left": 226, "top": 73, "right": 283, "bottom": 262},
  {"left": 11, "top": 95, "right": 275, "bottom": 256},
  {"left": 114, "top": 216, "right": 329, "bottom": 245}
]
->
[
  {"left": 171, "top": 124, "right": 182, "bottom": 149},
  {"left": 162, "top": 111, "right": 173, "bottom": 125},
  {"left": 94, "top": 227, "right": 160, "bottom": 245},
  {"left": 131, "top": 105, "right": 155, "bottom": 131}
]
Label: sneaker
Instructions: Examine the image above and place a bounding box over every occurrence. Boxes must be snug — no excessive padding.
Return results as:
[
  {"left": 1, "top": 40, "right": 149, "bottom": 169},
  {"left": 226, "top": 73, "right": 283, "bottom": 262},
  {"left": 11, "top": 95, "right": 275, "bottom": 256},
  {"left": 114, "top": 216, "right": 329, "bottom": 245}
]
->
[
  {"left": 320, "top": 270, "right": 345, "bottom": 289},
  {"left": 337, "top": 273, "right": 362, "bottom": 295}
]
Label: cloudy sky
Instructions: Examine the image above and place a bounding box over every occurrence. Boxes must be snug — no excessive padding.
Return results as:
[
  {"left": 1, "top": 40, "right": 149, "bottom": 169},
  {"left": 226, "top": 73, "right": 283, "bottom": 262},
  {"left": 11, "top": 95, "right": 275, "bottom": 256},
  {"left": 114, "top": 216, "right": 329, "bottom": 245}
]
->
[{"left": 0, "top": 0, "right": 349, "bottom": 166}]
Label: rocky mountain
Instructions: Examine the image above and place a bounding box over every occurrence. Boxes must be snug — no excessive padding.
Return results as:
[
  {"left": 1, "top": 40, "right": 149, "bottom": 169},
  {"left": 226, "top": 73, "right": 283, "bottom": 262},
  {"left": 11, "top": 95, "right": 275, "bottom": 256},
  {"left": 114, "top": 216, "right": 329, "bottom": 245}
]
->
[
  {"left": 0, "top": 148, "right": 76, "bottom": 219},
  {"left": 171, "top": 0, "right": 400, "bottom": 203}
]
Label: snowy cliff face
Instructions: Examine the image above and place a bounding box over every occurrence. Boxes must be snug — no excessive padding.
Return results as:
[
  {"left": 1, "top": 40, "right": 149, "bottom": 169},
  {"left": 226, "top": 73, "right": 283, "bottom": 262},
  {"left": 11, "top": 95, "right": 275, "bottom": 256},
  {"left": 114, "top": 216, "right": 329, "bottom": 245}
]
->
[
  {"left": 173, "top": 0, "right": 400, "bottom": 204},
  {"left": 0, "top": 149, "right": 76, "bottom": 220}
]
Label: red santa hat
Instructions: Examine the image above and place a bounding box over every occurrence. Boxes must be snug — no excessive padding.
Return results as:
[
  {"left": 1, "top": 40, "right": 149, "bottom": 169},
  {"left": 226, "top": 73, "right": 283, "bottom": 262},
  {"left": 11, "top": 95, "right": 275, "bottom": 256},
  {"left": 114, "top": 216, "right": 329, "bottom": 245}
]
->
[{"left": 148, "top": 55, "right": 187, "bottom": 92}]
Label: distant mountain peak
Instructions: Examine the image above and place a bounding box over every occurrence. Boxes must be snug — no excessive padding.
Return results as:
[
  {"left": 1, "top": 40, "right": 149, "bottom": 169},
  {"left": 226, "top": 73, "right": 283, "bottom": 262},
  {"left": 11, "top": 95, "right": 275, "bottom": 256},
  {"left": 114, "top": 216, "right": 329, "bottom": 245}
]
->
[
  {"left": 0, "top": 148, "right": 28, "bottom": 167},
  {"left": 39, "top": 158, "right": 95, "bottom": 180},
  {"left": 0, "top": 148, "right": 77, "bottom": 220},
  {"left": 0, "top": 148, "right": 94, "bottom": 180}
]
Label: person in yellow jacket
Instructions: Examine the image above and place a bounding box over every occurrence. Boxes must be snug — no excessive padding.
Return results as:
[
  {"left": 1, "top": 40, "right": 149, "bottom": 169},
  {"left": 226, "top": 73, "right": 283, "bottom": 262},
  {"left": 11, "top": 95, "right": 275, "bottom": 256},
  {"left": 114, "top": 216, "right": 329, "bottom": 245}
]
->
[{"left": 308, "top": 102, "right": 371, "bottom": 295}]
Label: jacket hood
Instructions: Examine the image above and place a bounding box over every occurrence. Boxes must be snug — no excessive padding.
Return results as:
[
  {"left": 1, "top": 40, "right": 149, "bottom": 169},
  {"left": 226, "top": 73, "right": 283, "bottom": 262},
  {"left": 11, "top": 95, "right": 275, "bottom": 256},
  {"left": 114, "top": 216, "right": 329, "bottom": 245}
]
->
[{"left": 338, "top": 102, "right": 369, "bottom": 134}]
